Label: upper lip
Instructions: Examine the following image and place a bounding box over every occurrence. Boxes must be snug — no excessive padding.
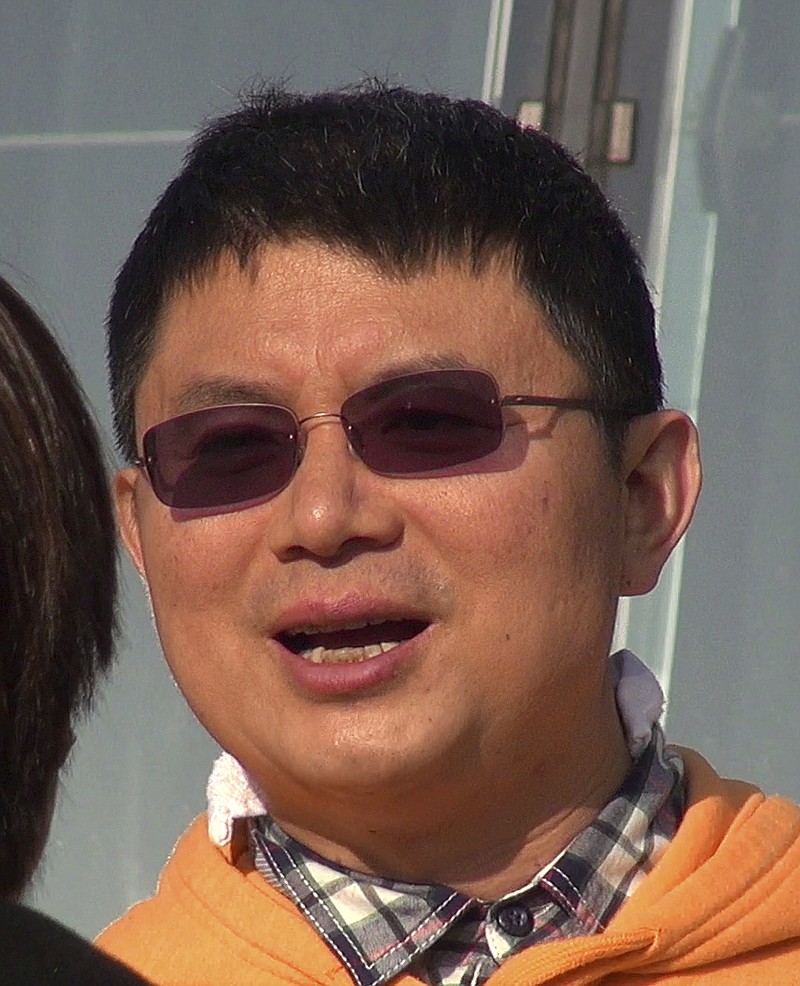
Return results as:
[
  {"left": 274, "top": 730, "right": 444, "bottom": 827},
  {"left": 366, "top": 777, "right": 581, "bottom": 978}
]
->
[{"left": 271, "top": 594, "right": 434, "bottom": 640}]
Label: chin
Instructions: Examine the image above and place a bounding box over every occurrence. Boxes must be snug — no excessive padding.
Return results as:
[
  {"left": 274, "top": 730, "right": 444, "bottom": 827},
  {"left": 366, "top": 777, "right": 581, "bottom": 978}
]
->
[{"left": 273, "top": 732, "right": 470, "bottom": 803}]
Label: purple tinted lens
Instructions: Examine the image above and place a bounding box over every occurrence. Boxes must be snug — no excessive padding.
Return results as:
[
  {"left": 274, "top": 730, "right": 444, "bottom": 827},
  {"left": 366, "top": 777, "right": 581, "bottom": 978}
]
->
[
  {"left": 142, "top": 404, "right": 298, "bottom": 509},
  {"left": 342, "top": 369, "right": 503, "bottom": 474}
]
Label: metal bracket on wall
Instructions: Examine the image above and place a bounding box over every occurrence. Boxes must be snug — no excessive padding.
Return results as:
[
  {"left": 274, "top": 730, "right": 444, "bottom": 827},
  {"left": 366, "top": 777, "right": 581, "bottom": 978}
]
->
[{"left": 518, "top": 0, "right": 636, "bottom": 183}]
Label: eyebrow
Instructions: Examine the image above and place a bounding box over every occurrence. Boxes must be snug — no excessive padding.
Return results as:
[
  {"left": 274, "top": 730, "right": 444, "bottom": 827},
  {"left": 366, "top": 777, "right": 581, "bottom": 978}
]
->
[
  {"left": 171, "top": 352, "right": 476, "bottom": 414},
  {"left": 172, "top": 377, "right": 286, "bottom": 413},
  {"left": 366, "top": 352, "right": 475, "bottom": 383}
]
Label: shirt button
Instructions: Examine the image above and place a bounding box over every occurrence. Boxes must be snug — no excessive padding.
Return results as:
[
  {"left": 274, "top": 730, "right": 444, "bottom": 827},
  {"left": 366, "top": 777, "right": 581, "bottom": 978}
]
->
[{"left": 495, "top": 903, "right": 533, "bottom": 937}]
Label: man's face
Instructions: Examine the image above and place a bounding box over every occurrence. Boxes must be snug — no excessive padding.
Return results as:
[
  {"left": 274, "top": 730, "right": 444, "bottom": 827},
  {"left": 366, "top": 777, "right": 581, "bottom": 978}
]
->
[{"left": 116, "top": 242, "right": 636, "bottom": 814}]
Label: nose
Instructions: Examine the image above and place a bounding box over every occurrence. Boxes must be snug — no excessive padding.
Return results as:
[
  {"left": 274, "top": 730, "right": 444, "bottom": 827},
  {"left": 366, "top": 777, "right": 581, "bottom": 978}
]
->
[{"left": 268, "top": 415, "right": 403, "bottom": 561}]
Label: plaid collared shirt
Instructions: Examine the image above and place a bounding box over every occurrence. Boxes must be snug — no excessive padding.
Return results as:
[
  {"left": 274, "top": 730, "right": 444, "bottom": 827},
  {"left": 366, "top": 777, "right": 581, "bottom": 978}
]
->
[{"left": 249, "top": 726, "right": 685, "bottom": 986}]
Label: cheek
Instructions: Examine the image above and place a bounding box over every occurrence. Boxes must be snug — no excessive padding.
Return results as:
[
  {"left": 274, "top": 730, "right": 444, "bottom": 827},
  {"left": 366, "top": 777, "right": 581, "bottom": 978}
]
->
[
  {"left": 410, "top": 475, "right": 559, "bottom": 569},
  {"left": 139, "top": 501, "right": 255, "bottom": 587},
  {"left": 408, "top": 462, "right": 623, "bottom": 620},
  {"left": 137, "top": 512, "right": 249, "bottom": 653},
  {"left": 136, "top": 517, "right": 256, "bottom": 727}
]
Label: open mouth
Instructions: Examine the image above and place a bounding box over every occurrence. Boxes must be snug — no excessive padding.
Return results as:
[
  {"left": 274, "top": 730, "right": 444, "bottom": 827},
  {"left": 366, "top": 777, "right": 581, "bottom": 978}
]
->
[{"left": 278, "top": 619, "right": 428, "bottom": 664}]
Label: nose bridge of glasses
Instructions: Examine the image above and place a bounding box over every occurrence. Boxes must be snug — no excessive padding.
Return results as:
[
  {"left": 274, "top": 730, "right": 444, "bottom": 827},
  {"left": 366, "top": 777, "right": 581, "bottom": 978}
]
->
[
  {"left": 295, "top": 410, "right": 359, "bottom": 461},
  {"left": 296, "top": 410, "right": 346, "bottom": 429}
]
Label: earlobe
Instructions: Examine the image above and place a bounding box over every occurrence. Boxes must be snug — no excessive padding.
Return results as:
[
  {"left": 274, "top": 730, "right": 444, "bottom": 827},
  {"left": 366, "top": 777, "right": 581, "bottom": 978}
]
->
[
  {"left": 113, "top": 467, "right": 147, "bottom": 579},
  {"left": 620, "top": 410, "right": 702, "bottom": 596}
]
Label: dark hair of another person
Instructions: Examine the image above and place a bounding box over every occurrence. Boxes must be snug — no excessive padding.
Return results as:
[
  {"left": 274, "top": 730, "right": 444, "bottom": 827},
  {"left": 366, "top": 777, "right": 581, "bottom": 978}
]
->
[
  {"left": 0, "top": 276, "right": 118, "bottom": 900},
  {"left": 108, "top": 82, "right": 663, "bottom": 464}
]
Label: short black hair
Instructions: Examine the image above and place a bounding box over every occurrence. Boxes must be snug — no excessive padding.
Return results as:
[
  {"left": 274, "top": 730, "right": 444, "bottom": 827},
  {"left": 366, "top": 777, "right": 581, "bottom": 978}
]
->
[
  {"left": 108, "top": 82, "right": 662, "bottom": 462},
  {"left": 0, "top": 275, "right": 118, "bottom": 899}
]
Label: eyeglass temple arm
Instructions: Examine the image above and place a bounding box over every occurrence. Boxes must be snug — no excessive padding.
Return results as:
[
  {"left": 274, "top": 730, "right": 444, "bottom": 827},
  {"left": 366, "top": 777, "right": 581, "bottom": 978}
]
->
[{"left": 500, "top": 395, "right": 653, "bottom": 416}]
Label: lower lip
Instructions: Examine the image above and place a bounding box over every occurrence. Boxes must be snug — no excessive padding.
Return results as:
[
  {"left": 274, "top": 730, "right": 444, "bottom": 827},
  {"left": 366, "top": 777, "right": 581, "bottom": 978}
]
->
[{"left": 278, "top": 632, "right": 425, "bottom": 698}]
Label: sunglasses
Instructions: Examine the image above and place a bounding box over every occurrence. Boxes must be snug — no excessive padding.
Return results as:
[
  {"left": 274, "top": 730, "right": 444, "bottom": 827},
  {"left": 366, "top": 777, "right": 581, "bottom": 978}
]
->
[{"left": 136, "top": 368, "right": 643, "bottom": 513}]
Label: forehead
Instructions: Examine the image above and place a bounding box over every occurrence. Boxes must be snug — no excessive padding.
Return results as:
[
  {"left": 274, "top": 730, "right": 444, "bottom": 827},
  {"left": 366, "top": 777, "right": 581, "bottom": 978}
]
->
[{"left": 140, "top": 242, "right": 584, "bottom": 420}]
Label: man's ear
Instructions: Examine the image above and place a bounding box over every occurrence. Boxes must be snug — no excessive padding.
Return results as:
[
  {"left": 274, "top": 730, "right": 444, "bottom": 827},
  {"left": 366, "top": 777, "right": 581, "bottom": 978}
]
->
[
  {"left": 114, "top": 467, "right": 147, "bottom": 579},
  {"left": 619, "top": 410, "right": 701, "bottom": 596}
]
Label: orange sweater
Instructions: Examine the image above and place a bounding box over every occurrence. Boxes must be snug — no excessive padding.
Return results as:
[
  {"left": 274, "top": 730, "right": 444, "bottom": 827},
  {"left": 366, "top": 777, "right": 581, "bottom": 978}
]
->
[{"left": 98, "top": 750, "right": 800, "bottom": 984}]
